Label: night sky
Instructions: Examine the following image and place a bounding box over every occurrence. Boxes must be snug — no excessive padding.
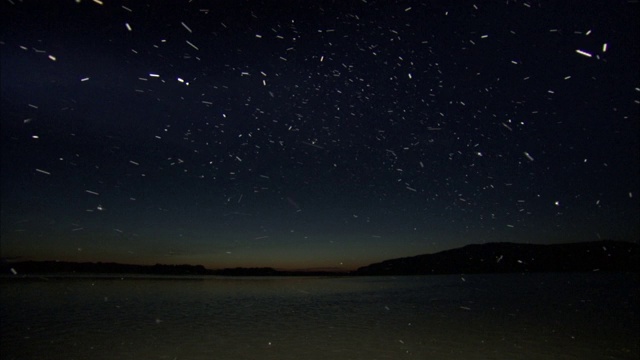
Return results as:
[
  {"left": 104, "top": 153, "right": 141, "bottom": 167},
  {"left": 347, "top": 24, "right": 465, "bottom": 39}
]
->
[{"left": 1, "top": 0, "right": 638, "bottom": 271}]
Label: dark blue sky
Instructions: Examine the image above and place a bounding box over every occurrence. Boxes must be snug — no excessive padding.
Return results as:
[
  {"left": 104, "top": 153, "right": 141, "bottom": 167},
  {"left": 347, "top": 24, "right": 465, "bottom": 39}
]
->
[{"left": 1, "top": 0, "right": 638, "bottom": 271}]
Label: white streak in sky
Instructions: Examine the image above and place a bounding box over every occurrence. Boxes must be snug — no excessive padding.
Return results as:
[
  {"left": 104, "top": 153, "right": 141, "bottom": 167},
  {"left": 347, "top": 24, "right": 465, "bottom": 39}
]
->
[
  {"left": 186, "top": 40, "right": 199, "bottom": 50},
  {"left": 181, "top": 22, "right": 193, "bottom": 33},
  {"left": 523, "top": 152, "right": 535, "bottom": 161},
  {"left": 575, "top": 49, "right": 592, "bottom": 57}
]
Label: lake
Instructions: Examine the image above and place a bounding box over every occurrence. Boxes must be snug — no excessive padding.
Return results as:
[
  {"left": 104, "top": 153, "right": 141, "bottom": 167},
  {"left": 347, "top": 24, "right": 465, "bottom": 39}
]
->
[{"left": 1, "top": 273, "right": 637, "bottom": 359}]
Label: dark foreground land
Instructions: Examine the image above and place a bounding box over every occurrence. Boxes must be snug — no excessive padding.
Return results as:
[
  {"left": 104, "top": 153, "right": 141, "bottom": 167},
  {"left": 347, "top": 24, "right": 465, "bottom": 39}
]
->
[{"left": 1, "top": 240, "right": 637, "bottom": 277}]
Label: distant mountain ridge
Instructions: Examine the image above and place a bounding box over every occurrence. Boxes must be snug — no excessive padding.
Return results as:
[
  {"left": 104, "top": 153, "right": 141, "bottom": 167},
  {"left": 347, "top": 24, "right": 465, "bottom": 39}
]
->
[
  {"left": 355, "top": 240, "right": 639, "bottom": 275},
  {"left": 2, "top": 240, "right": 637, "bottom": 277},
  {"left": 0, "top": 261, "right": 345, "bottom": 277}
]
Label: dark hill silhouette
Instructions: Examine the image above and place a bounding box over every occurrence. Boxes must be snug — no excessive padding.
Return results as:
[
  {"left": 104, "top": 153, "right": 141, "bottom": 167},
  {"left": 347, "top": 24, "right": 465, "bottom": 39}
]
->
[
  {"left": 2, "top": 240, "right": 637, "bottom": 277},
  {"left": 355, "top": 240, "right": 639, "bottom": 275},
  {"left": 0, "top": 261, "right": 348, "bottom": 277},
  {"left": 1, "top": 261, "right": 210, "bottom": 276}
]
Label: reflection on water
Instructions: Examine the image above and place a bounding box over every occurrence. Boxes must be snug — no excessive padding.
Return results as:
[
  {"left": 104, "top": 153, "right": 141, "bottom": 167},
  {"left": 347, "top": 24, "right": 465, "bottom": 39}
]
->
[{"left": 1, "top": 274, "right": 638, "bottom": 360}]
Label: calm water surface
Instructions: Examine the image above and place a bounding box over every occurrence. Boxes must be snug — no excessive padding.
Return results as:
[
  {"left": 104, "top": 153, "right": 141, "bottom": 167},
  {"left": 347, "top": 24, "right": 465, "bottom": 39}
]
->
[{"left": 1, "top": 273, "right": 638, "bottom": 360}]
